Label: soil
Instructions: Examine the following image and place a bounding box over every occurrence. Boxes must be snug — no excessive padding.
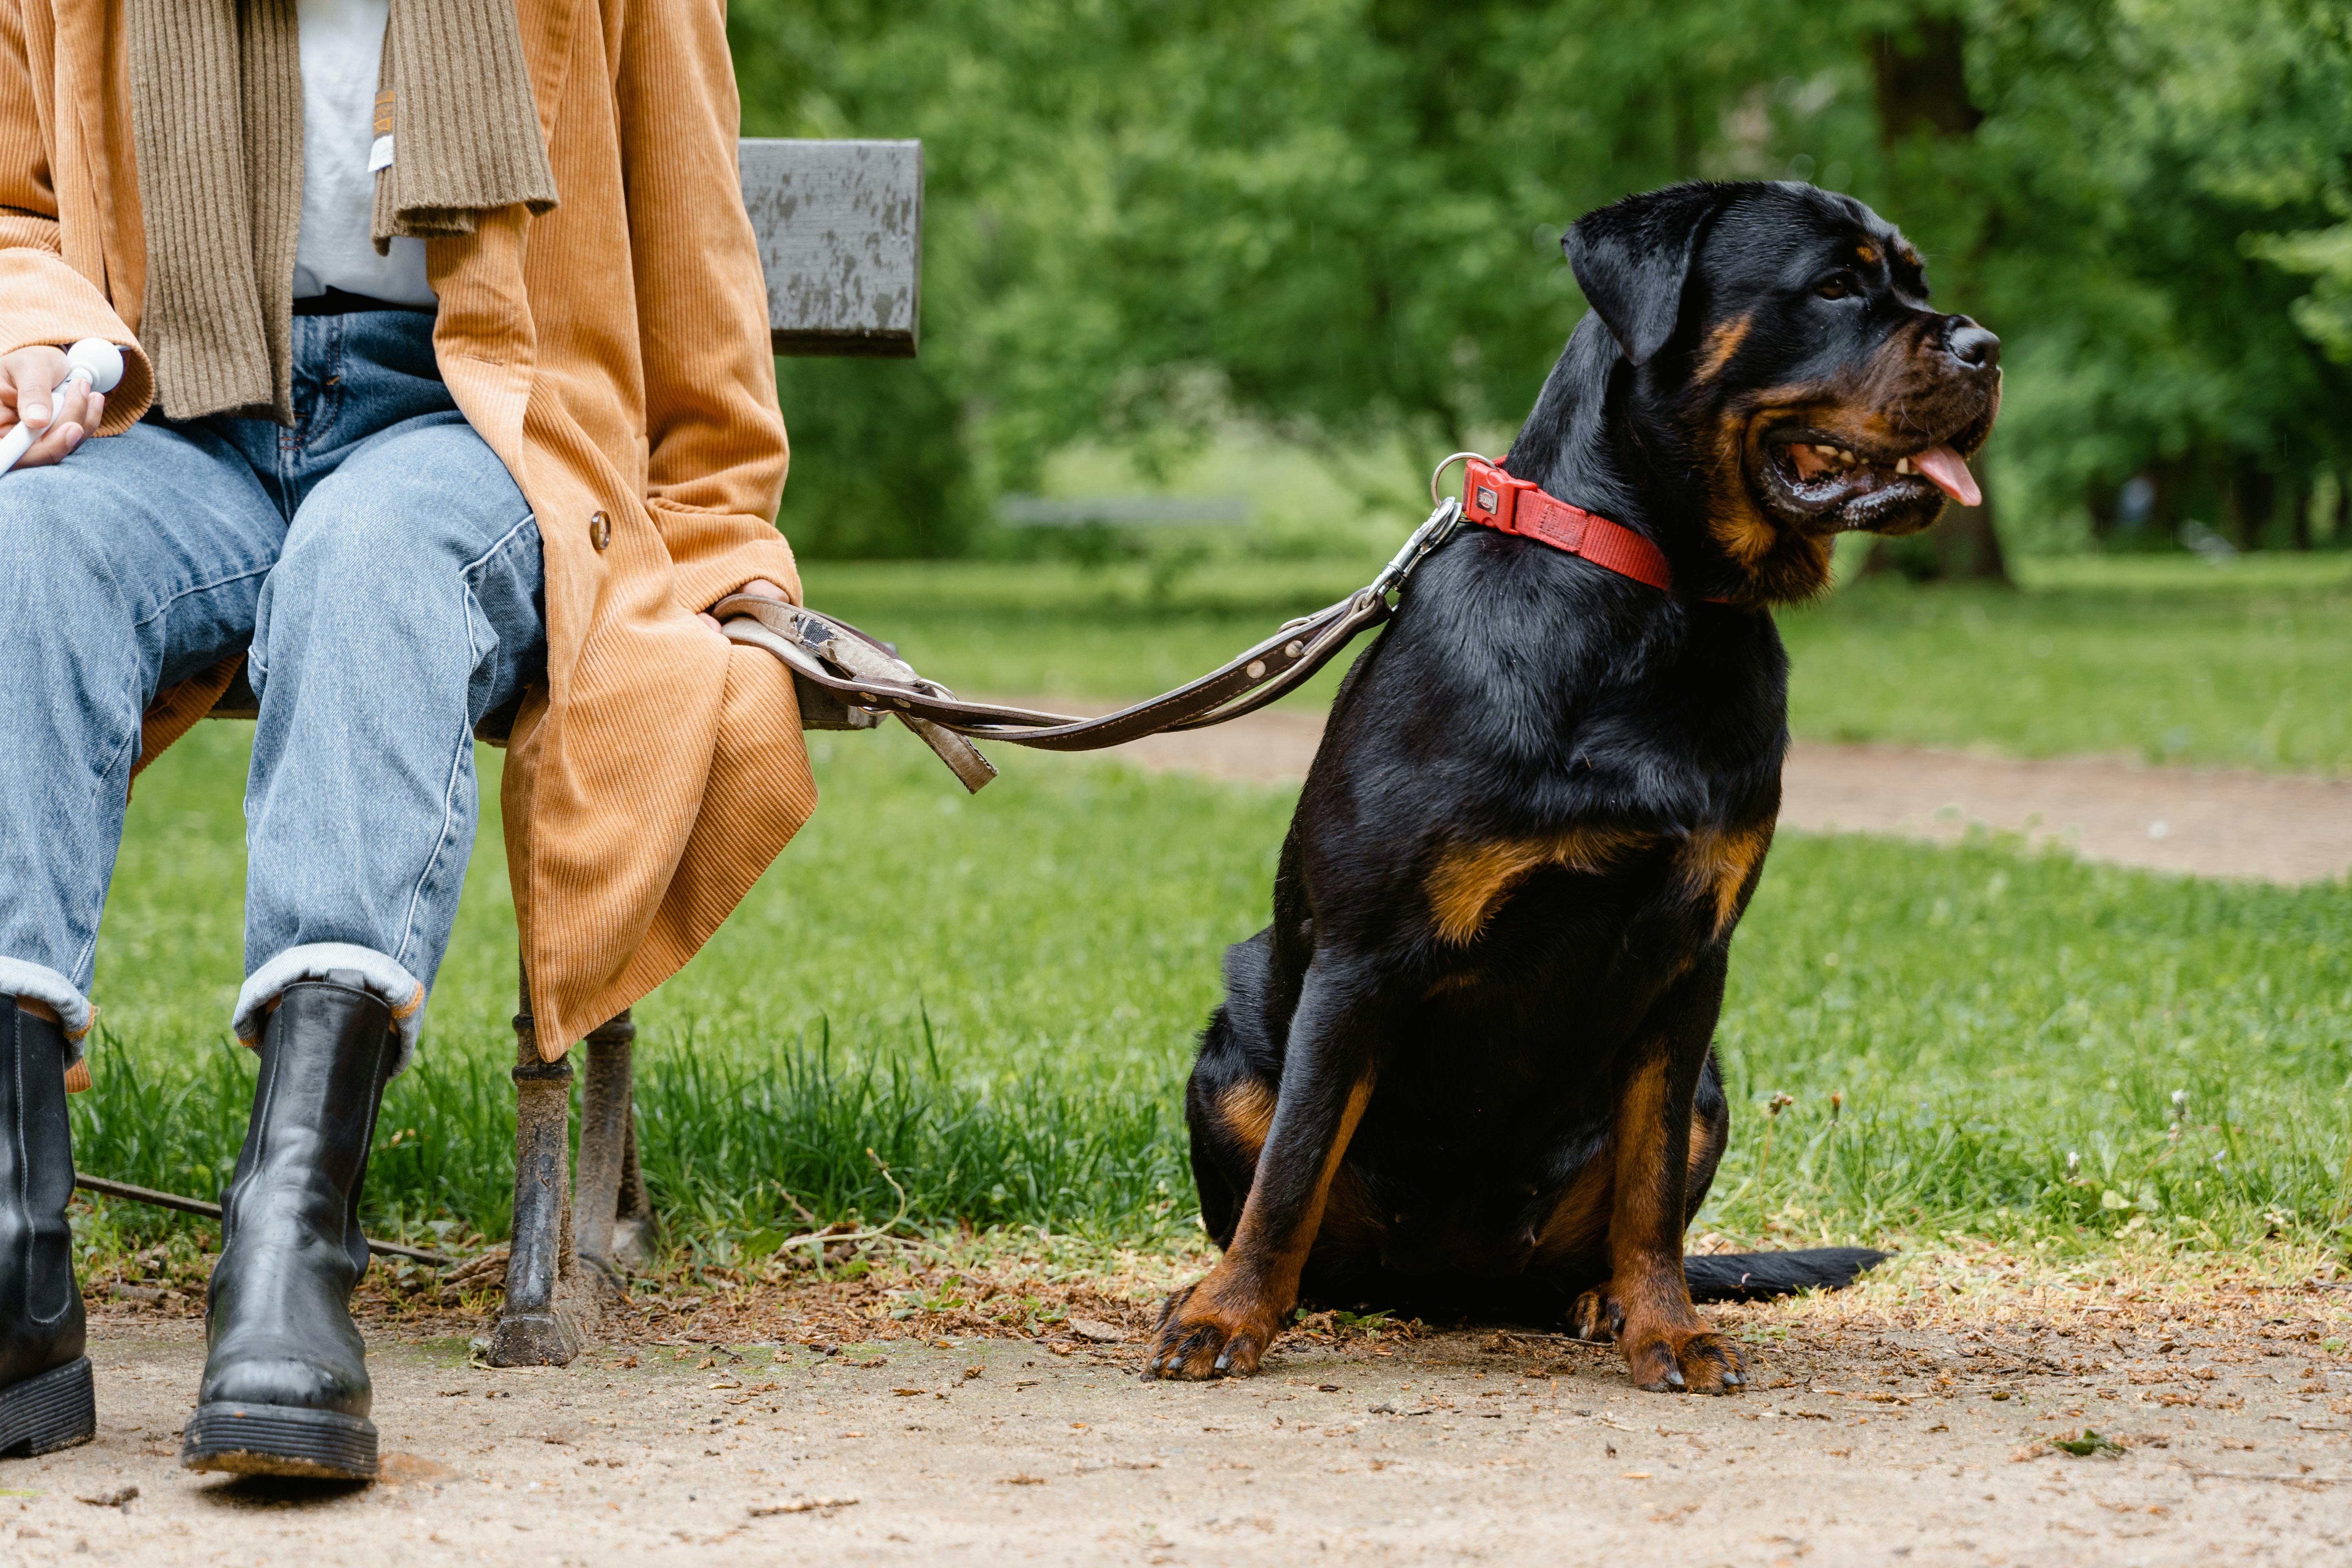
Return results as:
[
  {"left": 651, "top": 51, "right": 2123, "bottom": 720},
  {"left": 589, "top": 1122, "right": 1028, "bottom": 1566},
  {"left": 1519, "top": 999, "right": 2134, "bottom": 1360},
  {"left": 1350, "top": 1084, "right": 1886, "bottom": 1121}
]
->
[
  {"left": 15, "top": 1277, "right": 2350, "bottom": 1566},
  {"left": 1031, "top": 702, "right": 2352, "bottom": 884}
]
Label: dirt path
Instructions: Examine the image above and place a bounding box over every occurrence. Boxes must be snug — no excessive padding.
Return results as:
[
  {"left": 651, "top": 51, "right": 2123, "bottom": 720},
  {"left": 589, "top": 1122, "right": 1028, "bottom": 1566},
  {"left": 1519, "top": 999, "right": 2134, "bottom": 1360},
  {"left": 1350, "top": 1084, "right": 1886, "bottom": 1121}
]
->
[
  {"left": 1031, "top": 703, "right": 2352, "bottom": 884},
  {"left": 15, "top": 1290, "right": 2349, "bottom": 1566}
]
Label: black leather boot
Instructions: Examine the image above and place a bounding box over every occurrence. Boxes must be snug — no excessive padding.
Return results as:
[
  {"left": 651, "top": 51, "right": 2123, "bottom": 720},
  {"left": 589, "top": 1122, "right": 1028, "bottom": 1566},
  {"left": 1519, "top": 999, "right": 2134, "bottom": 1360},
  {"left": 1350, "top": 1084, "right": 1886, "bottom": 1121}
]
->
[
  {"left": 181, "top": 973, "right": 395, "bottom": 1480},
  {"left": 0, "top": 997, "right": 94, "bottom": 1458}
]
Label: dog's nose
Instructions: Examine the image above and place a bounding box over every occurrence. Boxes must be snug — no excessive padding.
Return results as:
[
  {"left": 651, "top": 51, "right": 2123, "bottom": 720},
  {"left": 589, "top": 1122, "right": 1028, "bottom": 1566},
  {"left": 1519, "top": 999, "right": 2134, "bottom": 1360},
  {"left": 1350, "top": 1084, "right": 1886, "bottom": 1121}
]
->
[{"left": 1946, "top": 319, "right": 2001, "bottom": 371}]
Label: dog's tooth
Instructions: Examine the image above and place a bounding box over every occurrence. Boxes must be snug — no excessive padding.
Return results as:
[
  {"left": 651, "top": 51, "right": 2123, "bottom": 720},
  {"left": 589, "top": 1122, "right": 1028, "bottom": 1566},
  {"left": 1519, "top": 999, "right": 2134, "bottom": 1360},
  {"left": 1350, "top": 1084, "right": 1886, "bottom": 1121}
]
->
[
  {"left": 1895, "top": 457, "right": 1914, "bottom": 475},
  {"left": 1814, "top": 444, "right": 1839, "bottom": 457},
  {"left": 1839, "top": 449, "right": 1856, "bottom": 464}
]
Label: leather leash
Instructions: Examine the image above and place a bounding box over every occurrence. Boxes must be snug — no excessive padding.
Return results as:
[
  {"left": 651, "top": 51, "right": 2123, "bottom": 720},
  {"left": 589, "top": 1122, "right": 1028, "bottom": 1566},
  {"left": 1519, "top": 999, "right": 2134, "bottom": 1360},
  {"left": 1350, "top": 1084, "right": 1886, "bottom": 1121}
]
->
[
  {"left": 718, "top": 495, "right": 1465, "bottom": 792},
  {"left": 720, "top": 452, "right": 1691, "bottom": 793}
]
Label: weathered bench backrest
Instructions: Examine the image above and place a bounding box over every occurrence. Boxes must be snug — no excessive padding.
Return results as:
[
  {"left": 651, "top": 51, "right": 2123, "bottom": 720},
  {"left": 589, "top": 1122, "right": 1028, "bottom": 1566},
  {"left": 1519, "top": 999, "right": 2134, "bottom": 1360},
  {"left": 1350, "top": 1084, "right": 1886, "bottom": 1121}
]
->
[{"left": 744, "top": 138, "right": 923, "bottom": 358}]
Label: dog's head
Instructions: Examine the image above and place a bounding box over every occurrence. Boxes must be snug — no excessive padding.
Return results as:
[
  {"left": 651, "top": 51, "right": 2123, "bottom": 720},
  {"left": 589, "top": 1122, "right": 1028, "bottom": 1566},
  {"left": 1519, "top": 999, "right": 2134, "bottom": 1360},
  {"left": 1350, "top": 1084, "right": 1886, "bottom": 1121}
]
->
[{"left": 1565, "top": 181, "right": 2001, "bottom": 601}]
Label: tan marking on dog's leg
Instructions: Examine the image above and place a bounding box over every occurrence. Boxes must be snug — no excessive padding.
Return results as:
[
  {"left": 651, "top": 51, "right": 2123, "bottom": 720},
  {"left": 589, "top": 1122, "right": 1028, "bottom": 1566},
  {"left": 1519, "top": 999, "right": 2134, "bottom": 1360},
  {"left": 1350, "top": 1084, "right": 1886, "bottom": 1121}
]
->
[
  {"left": 1218, "top": 1075, "right": 1380, "bottom": 1269},
  {"left": 1596, "top": 1056, "right": 1746, "bottom": 1393},
  {"left": 1686, "top": 1107, "right": 1722, "bottom": 1189},
  {"left": 1229, "top": 1075, "right": 1375, "bottom": 1290},
  {"left": 1155, "top": 1076, "right": 1375, "bottom": 1378},
  {"left": 1217, "top": 1078, "right": 1278, "bottom": 1161}
]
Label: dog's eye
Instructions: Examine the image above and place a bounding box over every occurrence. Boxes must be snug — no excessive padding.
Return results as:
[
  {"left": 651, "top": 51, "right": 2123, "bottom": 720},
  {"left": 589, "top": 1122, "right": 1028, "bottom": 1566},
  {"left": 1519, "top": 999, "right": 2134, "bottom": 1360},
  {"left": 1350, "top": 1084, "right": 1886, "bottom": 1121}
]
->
[{"left": 1816, "top": 273, "right": 1859, "bottom": 301}]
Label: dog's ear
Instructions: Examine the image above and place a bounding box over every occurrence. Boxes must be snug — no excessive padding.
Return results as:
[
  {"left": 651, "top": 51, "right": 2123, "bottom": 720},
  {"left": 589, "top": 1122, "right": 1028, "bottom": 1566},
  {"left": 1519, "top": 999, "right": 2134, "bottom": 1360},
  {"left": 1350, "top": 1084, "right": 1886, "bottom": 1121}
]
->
[{"left": 1564, "top": 183, "right": 1729, "bottom": 367}]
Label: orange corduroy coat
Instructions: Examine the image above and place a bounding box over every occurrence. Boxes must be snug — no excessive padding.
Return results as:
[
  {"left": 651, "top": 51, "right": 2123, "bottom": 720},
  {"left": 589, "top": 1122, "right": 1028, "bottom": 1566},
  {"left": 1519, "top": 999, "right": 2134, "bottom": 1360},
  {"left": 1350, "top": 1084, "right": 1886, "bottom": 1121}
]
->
[{"left": 0, "top": 0, "right": 816, "bottom": 1054}]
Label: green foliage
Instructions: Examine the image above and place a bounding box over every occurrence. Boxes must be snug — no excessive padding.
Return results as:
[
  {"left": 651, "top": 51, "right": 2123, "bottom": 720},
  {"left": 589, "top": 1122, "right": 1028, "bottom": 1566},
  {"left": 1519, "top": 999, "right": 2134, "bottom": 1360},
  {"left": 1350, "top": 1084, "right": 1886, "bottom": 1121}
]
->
[
  {"left": 1947, "top": 0, "right": 2352, "bottom": 538},
  {"left": 727, "top": 0, "right": 2352, "bottom": 559},
  {"left": 774, "top": 356, "right": 982, "bottom": 559}
]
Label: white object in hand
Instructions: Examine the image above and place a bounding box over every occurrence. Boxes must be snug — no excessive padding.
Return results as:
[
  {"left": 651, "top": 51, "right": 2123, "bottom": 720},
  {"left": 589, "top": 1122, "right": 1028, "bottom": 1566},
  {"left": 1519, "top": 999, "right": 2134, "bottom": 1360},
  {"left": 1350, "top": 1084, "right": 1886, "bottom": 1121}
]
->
[{"left": 0, "top": 338, "right": 125, "bottom": 475}]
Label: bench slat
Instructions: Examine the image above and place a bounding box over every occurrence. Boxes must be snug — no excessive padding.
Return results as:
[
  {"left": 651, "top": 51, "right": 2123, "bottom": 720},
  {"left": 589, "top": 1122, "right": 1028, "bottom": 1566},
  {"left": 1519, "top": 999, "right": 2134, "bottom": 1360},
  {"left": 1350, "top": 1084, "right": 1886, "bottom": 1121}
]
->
[{"left": 742, "top": 138, "right": 923, "bottom": 358}]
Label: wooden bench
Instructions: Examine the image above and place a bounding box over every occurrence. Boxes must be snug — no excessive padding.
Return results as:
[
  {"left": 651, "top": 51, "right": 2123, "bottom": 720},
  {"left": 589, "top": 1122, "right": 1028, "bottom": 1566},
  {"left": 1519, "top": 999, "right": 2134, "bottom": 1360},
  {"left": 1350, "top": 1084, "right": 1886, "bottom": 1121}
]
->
[{"left": 204, "top": 137, "right": 925, "bottom": 1366}]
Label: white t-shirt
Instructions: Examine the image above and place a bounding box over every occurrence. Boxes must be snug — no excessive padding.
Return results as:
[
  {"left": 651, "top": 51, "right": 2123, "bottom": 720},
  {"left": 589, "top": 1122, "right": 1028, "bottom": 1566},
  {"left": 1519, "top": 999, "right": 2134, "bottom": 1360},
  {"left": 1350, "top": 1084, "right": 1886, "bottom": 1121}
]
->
[{"left": 292, "top": 0, "right": 434, "bottom": 306}]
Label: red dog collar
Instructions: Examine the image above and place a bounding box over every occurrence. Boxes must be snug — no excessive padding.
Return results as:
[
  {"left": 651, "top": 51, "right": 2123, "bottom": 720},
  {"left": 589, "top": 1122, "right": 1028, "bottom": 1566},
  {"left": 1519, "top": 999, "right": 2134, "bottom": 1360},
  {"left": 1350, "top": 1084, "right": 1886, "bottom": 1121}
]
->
[{"left": 1457, "top": 455, "right": 1679, "bottom": 594}]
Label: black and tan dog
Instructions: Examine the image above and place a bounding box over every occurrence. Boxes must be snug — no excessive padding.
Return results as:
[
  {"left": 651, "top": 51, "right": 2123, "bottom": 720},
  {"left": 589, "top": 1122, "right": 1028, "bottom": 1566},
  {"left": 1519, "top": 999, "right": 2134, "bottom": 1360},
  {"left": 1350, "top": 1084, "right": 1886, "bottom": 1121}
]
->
[{"left": 1153, "top": 181, "right": 2000, "bottom": 1393}]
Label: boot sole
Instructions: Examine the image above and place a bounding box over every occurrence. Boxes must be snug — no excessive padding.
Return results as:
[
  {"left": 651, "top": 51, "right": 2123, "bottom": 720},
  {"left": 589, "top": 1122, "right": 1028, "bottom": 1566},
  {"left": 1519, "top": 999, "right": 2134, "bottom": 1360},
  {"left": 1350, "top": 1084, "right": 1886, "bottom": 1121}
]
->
[
  {"left": 0, "top": 1356, "right": 96, "bottom": 1458},
  {"left": 181, "top": 1402, "right": 378, "bottom": 1480}
]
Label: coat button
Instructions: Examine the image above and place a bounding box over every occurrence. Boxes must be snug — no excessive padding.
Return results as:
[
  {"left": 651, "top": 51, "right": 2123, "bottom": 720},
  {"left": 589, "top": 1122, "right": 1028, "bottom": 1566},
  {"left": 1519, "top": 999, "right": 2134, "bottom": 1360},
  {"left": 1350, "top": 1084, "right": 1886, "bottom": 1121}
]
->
[{"left": 589, "top": 510, "right": 611, "bottom": 551}]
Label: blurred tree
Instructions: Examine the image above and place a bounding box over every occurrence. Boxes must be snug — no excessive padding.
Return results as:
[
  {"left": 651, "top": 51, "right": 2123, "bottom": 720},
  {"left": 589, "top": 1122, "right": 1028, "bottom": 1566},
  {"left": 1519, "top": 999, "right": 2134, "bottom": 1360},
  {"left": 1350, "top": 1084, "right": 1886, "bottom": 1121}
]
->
[
  {"left": 728, "top": 0, "right": 2352, "bottom": 561},
  {"left": 1945, "top": 0, "right": 2352, "bottom": 551},
  {"left": 771, "top": 356, "right": 984, "bottom": 558}
]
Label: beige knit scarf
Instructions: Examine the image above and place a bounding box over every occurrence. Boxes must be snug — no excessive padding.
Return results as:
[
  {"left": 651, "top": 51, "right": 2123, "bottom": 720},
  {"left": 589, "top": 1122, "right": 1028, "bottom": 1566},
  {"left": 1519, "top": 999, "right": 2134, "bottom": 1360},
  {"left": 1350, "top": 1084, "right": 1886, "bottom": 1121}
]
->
[{"left": 127, "top": 0, "right": 558, "bottom": 423}]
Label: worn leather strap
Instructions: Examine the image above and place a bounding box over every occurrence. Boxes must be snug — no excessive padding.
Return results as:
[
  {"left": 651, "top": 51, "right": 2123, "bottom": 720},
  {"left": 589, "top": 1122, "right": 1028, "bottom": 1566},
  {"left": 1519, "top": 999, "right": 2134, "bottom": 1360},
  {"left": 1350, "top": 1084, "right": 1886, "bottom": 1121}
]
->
[
  {"left": 716, "top": 499, "right": 1466, "bottom": 789},
  {"left": 718, "top": 590, "right": 1377, "bottom": 751}
]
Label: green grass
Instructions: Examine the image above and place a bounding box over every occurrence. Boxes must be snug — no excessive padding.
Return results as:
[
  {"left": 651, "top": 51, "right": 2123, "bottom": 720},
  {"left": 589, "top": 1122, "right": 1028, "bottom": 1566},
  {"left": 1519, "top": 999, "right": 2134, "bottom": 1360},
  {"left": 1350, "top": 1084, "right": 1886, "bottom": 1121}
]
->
[
  {"left": 1782, "top": 556, "right": 2352, "bottom": 772},
  {"left": 75, "top": 716, "right": 2352, "bottom": 1273},
  {"left": 801, "top": 551, "right": 2352, "bottom": 774}
]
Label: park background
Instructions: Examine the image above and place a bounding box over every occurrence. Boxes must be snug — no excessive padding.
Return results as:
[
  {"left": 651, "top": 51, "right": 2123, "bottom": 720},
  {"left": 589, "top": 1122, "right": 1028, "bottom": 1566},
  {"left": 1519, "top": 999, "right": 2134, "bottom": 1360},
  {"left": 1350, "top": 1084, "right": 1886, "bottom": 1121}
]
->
[{"left": 73, "top": 1, "right": 2352, "bottom": 1314}]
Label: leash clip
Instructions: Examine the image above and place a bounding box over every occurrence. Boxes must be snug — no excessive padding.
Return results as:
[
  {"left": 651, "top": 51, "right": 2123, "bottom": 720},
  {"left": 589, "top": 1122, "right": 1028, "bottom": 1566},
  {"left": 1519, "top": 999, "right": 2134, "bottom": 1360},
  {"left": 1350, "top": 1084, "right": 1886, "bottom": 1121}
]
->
[{"left": 1372, "top": 496, "right": 1464, "bottom": 600}]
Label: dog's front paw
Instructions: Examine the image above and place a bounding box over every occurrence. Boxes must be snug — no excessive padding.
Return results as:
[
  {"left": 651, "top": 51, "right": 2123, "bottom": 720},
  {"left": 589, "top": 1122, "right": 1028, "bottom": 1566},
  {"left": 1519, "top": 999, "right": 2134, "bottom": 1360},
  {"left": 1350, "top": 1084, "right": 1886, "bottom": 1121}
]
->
[
  {"left": 1569, "top": 1283, "right": 1744, "bottom": 1394},
  {"left": 1623, "top": 1326, "right": 1746, "bottom": 1394},
  {"left": 1149, "top": 1277, "right": 1281, "bottom": 1380}
]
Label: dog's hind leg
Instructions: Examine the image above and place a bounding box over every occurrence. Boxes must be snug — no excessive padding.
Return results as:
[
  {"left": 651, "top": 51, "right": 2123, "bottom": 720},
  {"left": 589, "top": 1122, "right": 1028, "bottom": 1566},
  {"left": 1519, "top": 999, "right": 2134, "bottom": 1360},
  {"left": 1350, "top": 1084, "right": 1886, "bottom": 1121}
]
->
[
  {"left": 1182, "top": 932, "right": 1291, "bottom": 1251},
  {"left": 1151, "top": 954, "right": 1398, "bottom": 1380},
  {"left": 1683, "top": 1047, "right": 1731, "bottom": 1218},
  {"left": 1570, "top": 953, "right": 1749, "bottom": 1395},
  {"left": 1183, "top": 1010, "right": 1275, "bottom": 1251}
]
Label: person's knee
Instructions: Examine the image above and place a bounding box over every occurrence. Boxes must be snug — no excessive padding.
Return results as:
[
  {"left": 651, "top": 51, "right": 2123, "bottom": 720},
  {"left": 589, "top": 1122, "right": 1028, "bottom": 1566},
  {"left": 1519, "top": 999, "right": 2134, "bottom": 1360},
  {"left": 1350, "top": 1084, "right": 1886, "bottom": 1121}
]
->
[{"left": 270, "top": 481, "right": 462, "bottom": 613}]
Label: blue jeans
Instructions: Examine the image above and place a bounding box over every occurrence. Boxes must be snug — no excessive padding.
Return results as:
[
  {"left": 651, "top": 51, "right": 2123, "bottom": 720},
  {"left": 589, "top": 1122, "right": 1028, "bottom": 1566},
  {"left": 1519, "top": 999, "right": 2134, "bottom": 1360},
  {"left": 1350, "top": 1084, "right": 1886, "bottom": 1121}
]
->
[{"left": 0, "top": 310, "right": 544, "bottom": 1071}]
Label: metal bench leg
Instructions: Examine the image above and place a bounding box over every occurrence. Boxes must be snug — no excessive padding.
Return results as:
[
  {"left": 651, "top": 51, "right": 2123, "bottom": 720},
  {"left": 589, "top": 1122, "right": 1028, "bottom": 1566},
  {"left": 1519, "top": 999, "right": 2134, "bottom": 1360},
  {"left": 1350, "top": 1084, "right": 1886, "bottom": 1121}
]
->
[
  {"left": 488, "top": 963, "right": 593, "bottom": 1366},
  {"left": 575, "top": 1011, "right": 637, "bottom": 1277}
]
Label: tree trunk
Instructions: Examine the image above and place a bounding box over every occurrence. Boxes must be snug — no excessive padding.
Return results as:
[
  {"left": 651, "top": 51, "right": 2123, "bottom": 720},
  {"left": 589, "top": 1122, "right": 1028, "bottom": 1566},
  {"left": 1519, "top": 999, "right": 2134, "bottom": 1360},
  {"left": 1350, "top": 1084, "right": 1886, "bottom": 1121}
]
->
[
  {"left": 1933, "top": 488, "right": 2010, "bottom": 581},
  {"left": 1862, "top": 9, "right": 2012, "bottom": 585},
  {"left": 1871, "top": 17, "right": 1984, "bottom": 145},
  {"left": 2085, "top": 477, "right": 2118, "bottom": 544},
  {"left": 2227, "top": 456, "right": 2275, "bottom": 551}
]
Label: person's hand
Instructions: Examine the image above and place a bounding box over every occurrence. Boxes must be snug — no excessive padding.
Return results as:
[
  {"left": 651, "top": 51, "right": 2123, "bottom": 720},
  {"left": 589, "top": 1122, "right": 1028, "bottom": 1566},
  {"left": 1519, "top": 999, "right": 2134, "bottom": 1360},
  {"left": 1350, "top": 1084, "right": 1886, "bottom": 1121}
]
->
[
  {"left": 699, "top": 578, "right": 790, "bottom": 635},
  {"left": 0, "top": 345, "right": 103, "bottom": 468}
]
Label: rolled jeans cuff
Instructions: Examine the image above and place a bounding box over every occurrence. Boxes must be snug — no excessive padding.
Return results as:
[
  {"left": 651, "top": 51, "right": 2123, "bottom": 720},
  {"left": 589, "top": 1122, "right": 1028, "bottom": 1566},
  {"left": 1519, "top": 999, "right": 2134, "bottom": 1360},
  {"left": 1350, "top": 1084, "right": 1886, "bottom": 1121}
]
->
[
  {"left": 234, "top": 942, "right": 426, "bottom": 1078},
  {"left": 0, "top": 957, "right": 94, "bottom": 1056}
]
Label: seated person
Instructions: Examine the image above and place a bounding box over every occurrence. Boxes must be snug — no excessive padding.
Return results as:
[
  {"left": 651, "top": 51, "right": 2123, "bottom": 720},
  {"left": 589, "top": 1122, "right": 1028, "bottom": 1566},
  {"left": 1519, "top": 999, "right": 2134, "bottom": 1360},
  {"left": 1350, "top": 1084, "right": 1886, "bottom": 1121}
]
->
[{"left": 0, "top": 0, "right": 806, "bottom": 1480}]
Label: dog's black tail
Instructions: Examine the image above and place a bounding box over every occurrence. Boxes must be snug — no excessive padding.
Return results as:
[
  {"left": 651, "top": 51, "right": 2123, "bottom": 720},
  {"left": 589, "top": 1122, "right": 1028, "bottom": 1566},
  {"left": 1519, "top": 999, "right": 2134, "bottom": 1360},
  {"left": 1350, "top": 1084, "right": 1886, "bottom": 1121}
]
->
[{"left": 1683, "top": 1247, "right": 1888, "bottom": 1303}]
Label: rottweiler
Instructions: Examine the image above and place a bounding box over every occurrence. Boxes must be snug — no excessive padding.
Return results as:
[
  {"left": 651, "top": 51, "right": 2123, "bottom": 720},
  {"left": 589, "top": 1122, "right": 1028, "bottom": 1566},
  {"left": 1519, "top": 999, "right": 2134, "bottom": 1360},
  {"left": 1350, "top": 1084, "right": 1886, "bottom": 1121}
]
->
[{"left": 1153, "top": 181, "right": 2000, "bottom": 1393}]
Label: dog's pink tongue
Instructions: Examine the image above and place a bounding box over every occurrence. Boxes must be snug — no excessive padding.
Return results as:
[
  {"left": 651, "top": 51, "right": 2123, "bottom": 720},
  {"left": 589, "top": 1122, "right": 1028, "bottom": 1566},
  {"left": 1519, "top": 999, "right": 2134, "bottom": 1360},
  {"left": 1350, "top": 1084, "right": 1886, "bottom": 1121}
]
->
[{"left": 1913, "top": 444, "right": 1981, "bottom": 507}]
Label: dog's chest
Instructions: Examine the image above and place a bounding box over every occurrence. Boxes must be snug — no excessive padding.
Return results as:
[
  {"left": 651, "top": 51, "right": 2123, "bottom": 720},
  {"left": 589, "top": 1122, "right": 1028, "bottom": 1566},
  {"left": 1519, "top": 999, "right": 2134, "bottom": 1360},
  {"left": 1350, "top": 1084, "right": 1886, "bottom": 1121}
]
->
[{"left": 1420, "top": 815, "right": 1771, "bottom": 955}]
